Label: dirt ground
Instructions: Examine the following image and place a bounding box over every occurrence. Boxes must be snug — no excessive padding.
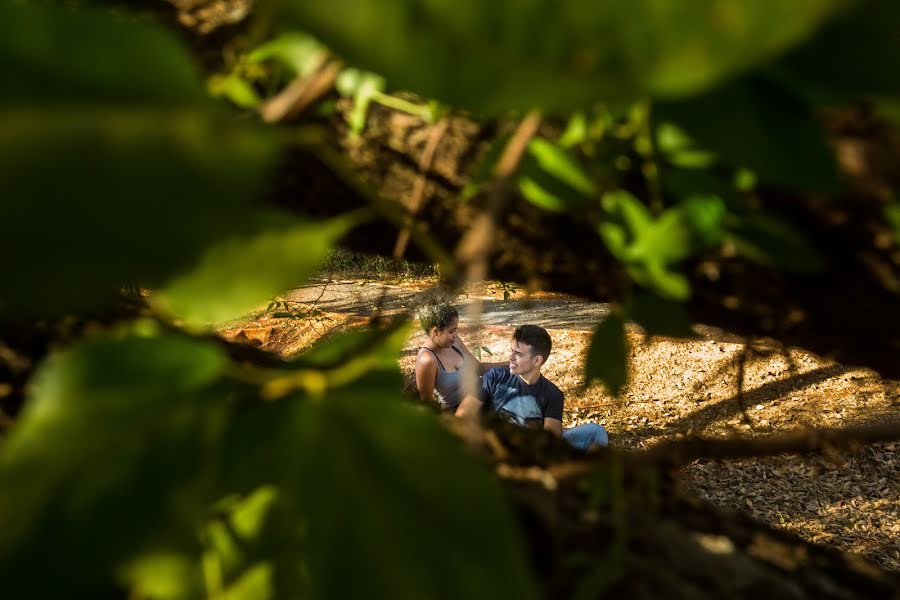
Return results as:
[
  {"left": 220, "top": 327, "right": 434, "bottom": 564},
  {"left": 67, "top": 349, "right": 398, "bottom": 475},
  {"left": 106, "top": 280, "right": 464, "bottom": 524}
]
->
[{"left": 224, "top": 277, "right": 900, "bottom": 573}]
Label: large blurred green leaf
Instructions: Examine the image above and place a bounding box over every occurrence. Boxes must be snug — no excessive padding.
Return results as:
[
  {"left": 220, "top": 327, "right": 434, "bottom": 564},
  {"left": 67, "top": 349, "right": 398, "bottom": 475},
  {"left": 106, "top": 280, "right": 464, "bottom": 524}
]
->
[
  {"left": 585, "top": 311, "right": 629, "bottom": 396},
  {"left": 222, "top": 398, "right": 538, "bottom": 599},
  {"left": 771, "top": 0, "right": 900, "bottom": 105},
  {"left": 0, "top": 4, "right": 203, "bottom": 104},
  {"left": 289, "top": 378, "right": 537, "bottom": 599},
  {"left": 296, "top": 318, "right": 412, "bottom": 370},
  {"left": 0, "top": 3, "right": 278, "bottom": 316},
  {"left": 0, "top": 334, "right": 230, "bottom": 597},
  {"left": 215, "top": 324, "right": 537, "bottom": 599},
  {"left": 657, "top": 77, "right": 840, "bottom": 193},
  {"left": 624, "top": 292, "right": 695, "bottom": 338},
  {"left": 277, "top": 0, "right": 844, "bottom": 114},
  {"left": 159, "top": 213, "right": 356, "bottom": 325},
  {"left": 886, "top": 200, "right": 900, "bottom": 246}
]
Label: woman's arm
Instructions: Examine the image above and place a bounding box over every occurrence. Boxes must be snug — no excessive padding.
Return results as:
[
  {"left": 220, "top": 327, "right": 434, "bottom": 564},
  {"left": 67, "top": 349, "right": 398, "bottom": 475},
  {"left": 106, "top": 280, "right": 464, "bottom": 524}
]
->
[
  {"left": 414, "top": 351, "right": 438, "bottom": 403},
  {"left": 455, "top": 336, "right": 507, "bottom": 374}
]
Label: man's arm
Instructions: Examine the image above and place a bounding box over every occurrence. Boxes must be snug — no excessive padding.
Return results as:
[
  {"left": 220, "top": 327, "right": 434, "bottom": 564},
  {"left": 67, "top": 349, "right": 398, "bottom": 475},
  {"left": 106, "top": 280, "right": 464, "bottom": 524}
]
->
[
  {"left": 543, "top": 417, "right": 563, "bottom": 436},
  {"left": 455, "top": 394, "right": 484, "bottom": 419}
]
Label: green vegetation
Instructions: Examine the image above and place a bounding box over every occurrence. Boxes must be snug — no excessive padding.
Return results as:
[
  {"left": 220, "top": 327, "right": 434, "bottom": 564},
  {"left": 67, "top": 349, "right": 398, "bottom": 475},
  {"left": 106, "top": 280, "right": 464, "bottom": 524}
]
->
[{"left": 3, "top": 0, "right": 900, "bottom": 596}]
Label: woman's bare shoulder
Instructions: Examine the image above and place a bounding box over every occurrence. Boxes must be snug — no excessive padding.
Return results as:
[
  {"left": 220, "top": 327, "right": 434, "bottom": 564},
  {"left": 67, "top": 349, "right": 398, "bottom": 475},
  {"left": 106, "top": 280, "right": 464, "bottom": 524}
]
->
[{"left": 415, "top": 347, "right": 437, "bottom": 366}]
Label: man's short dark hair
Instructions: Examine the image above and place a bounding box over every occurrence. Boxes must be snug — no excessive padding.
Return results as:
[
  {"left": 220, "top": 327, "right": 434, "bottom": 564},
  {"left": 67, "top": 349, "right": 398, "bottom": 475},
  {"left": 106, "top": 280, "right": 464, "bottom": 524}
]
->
[
  {"left": 417, "top": 302, "right": 459, "bottom": 332},
  {"left": 513, "top": 324, "right": 552, "bottom": 362}
]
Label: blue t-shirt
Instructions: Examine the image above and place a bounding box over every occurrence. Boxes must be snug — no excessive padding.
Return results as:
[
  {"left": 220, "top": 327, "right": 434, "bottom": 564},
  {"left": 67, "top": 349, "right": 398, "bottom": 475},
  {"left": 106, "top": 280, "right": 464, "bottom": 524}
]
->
[{"left": 480, "top": 367, "right": 564, "bottom": 429}]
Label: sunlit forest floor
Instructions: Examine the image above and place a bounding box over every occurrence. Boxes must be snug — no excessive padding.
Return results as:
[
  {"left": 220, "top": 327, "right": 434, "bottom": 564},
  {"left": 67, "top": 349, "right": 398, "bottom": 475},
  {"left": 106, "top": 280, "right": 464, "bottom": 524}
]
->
[{"left": 223, "top": 274, "right": 900, "bottom": 573}]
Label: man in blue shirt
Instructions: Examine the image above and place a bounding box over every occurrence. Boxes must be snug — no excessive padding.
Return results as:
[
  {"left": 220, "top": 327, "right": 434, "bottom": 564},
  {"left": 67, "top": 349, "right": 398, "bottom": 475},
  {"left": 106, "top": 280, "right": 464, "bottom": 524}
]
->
[{"left": 456, "top": 324, "right": 608, "bottom": 451}]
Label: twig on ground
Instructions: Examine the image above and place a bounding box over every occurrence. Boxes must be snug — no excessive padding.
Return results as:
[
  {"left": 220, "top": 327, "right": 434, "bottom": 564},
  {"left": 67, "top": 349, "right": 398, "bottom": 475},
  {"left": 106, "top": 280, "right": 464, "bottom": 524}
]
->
[
  {"left": 310, "top": 279, "right": 331, "bottom": 309},
  {"left": 549, "top": 420, "right": 900, "bottom": 484},
  {"left": 736, "top": 338, "right": 752, "bottom": 426}
]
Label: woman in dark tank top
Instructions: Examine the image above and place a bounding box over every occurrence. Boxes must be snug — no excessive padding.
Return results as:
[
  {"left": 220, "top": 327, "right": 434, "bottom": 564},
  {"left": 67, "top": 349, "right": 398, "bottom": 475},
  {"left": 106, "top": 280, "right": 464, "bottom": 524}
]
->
[{"left": 414, "top": 302, "right": 505, "bottom": 411}]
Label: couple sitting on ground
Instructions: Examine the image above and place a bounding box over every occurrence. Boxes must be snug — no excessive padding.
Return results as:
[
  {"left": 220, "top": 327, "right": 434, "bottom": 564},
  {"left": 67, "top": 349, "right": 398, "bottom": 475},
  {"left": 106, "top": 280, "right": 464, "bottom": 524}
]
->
[{"left": 414, "top": 302, "right": 608, "bottom": 452}]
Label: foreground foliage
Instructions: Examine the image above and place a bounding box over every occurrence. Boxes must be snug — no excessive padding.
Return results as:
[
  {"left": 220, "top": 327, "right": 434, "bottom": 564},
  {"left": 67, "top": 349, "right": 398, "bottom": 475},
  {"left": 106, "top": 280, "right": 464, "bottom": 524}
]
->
[{"left": 3, "top": 0, "right": 900, "bottom": 597}]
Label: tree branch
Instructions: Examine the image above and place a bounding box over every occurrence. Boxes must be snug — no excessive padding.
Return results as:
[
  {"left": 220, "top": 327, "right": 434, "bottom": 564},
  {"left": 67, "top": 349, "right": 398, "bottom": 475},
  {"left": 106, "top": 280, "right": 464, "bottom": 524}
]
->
[{"left": 550, "top": 420, "right": 900, "bottom": 484}]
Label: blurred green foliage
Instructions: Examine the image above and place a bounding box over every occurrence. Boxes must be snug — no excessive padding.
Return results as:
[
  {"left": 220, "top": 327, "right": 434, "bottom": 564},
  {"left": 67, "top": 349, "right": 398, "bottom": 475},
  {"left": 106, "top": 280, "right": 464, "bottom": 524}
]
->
[
  {"left": 4, "top": 0, "right": 900, "bottom": 595},
  {"left": 585, "top": 311, "right": 629, "bottom": 396},
  {"left": 277, "top": 0, "right": 846, "bottom": 114},
  {"left": 0, "top": 2, "right": 278, "bottom": 316}
]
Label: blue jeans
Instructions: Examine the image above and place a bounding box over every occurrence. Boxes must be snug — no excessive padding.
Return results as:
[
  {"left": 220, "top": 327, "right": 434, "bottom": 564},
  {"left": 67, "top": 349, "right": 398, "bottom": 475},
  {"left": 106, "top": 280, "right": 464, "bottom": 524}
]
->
[{"left": 562, "top": 423, "right": 608, "bottom": 451}]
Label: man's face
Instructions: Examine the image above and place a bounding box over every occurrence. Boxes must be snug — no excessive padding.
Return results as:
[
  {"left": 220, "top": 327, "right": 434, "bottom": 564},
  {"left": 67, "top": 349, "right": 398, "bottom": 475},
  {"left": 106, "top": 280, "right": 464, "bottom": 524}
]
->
[{"left": 509, "top": 340, "right": 540, "bottom": 376}]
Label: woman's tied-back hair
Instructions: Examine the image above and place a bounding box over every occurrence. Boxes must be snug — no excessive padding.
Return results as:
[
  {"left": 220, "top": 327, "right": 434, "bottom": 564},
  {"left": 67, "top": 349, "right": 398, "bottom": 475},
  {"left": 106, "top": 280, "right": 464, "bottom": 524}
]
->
[
  {"left": 417, "top": 302, "right": 459, "bottom": 332},
  {"left": 513, "top": 324, "right": 552, "bottom": 362}
]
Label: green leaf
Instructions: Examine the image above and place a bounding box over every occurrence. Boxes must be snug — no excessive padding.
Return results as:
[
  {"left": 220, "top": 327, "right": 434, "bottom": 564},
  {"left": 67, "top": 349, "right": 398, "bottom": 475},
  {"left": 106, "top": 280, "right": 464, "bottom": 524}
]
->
[
  {"left": 598, "top": 222, "right": 629, "bottom": 259},
  {"left": 277, "top": 0, "right": 845, "bottom": 114},
  {"left": 0, "top": 334, "right": 229, "bottom": 597},
  {"left": 680, "top": 194, "right": 727, "bottom": 247},
  {"left": 0, "top": 3, "right": 203, "bottom": 105},
  {"left": 585, "top": 311, "right": 629, "bottom": 396},
  {"left": 335, "top": 68, "right": 386, "bottom": 136},
  {"left": 624, "top": 292, "right": 695, "bottom": 338},
  {"left": 220, "top": 563, "right": 274, "bottom": 600},
  {"left": 121, "top": 552, "right": 203, "bottom": 600},
  {"left": 295, "top": 320, "right": 413, "bottom": 371},
  {"left": 625, "top": 208, "right": 693, "bottom": 264},
  {"left": 605, "top": 192, "right": 723, "bottom": 261},
  {"left": 559, "top": 112, "right": 589, "bottom": 148},
  {"left": 208, "top": 73, "right": 262, "bottom": 108},
  {"left": 247, "top": 32, "right": 326, "bottom": 77},
  {"left": 886, "top": 200, "right": 900, "bottom": 246},
  {"left": 641, "top": 260, "right": 692, "bottom": 301},
  {"left": 517, "top": 139, "right": 594, "bottom": 212},
  {"left": 0, "top": 3, "right": 279, "bottom": 316},
  {"left": 771, "top": 0, "right": 900, "bottom": 105},
  {"left": 600, "top": 190, "right": 714, "bottom": 300},
  {"left": 655, "top": 122, "right": 716, "bottom": 169},
  {"left": 601, "top": 190, "right": 653, "bottom": 240},
  {"left": 725, "top": 213, "right": 824, "bottom": 273},
  {"left": 160, "top": 214, "right": 357, "bottom": 325},
  {"left": 289, "top": 377, "right": 537, "bottom": 599},
  {"left": 196, "top": 489, "right": 285, "bottom": 599},
  {"left": 213, "top": 325, "right": 536, "bottom": 598},
  {"left": 657, "top": 77, "right": 840, "bottom": 193},
  {"left": 518, "top": 176, "right": 570, "bottom": 212},
  {"left": 734, "top": 168, "right": 758, "bottom": 192},
  {"left": 527, "top": 139, "right": 595, "bottom": 195}
]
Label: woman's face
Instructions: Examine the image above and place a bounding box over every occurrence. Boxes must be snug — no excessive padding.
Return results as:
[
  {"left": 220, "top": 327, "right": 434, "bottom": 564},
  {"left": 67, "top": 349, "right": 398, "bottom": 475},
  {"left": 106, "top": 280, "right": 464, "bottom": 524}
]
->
[{"left": 431, "top": 317, "right": 459, "bottom": 348}]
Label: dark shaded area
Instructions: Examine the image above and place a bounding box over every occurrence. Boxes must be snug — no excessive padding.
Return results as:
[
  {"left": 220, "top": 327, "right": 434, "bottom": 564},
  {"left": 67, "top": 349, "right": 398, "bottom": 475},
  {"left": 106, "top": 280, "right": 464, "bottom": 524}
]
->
[{"left": 487, "top": 419, "right": 900, "bottom": 598}]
